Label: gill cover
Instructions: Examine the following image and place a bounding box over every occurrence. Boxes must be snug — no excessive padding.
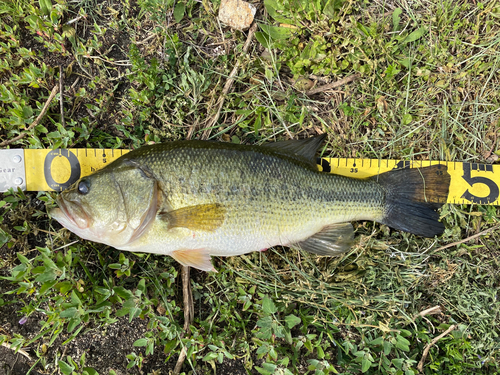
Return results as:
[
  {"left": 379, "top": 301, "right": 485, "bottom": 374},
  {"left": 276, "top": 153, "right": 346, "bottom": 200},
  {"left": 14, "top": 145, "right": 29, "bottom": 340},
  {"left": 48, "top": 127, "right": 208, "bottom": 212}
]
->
[{"left": 52, "top": 161, "right": 159, "bottom": 248}]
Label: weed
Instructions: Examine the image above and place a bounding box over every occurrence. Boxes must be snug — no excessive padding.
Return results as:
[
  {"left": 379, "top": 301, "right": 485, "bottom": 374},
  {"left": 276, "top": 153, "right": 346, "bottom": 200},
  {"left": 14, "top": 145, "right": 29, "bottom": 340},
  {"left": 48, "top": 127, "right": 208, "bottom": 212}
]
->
[{"left": 1, "top": 0, "right": 499, "bottom": 373}]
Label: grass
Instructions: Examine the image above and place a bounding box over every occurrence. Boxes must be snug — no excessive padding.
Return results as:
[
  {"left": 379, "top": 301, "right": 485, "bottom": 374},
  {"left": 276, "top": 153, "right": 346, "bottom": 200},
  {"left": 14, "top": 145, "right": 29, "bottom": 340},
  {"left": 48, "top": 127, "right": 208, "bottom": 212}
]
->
[{"left": 1, "top": 0, "right": 500, "bottom": 374}]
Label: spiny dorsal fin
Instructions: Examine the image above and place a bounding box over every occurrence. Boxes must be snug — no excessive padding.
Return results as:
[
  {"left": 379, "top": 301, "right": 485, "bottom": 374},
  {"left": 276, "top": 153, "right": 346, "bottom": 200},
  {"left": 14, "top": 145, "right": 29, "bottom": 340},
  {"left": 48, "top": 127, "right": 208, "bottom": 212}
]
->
[
  {"left": 262, "top": 134, "right": 327, "bottom": 167},
  {"left": 159, "top": 203, "right": 226, "bottom": 232},
  {"left": 294, "top": 222, "right": 354, "bottom": 256}
]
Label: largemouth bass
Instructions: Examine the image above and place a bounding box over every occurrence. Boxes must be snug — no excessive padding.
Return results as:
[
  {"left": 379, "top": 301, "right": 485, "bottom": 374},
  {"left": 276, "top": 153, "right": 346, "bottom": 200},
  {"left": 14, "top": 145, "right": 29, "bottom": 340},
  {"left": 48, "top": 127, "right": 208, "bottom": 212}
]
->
[{"left": 50, "top": 136, "right": 451, "bottom": 271}]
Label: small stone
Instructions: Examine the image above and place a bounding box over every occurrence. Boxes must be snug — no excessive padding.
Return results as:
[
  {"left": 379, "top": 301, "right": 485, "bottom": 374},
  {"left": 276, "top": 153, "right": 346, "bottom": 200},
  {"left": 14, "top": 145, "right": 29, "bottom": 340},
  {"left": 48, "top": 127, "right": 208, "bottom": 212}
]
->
[
  {"left": 293, "top": 76, "right": 315, "bottom": 91},
  {"left": 156, "top": 304, "right": 166, "bottom": 315},
  {"left": 485, "top": 153, "right": 499, "bottom": 163},
  {"left": 260, "top": 49, "right": 272, "bottom": 61},
  {"left": 218, "top": 0, "right": 256, "bottom": 31}
]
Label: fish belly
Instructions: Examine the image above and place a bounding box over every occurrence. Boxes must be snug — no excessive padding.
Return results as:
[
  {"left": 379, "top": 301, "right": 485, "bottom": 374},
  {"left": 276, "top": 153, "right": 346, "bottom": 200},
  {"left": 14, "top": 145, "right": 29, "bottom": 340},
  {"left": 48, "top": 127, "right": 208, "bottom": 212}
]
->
[{"left": 121, "top": 210, "right": 326, "bottom": 257}]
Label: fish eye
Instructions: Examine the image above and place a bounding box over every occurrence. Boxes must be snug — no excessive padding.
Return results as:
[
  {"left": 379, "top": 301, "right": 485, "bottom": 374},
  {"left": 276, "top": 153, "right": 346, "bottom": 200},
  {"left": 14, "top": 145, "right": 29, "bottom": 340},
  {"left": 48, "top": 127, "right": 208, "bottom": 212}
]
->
[{"left": 77, "top": 180, "right": 90, "bottom": 195}]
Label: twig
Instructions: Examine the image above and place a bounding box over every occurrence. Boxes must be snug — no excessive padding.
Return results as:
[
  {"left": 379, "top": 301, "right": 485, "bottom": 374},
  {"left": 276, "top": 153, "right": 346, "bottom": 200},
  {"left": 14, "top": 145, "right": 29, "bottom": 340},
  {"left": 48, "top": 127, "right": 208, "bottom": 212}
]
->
[
  {"left": 173, "top": 346, "right": 187, "bottom": 375},
  {"left": 173, "top": 265, "right": 194, "bottom": 375},
  {"left": 34, "top": 228, "right": 59, "bottom": 236},
  {"left": 433, "top": 224, "right": 500, "bottom": 253},
  {"left": 483, "top": 130, "right": 497, "bottom": 161},
  {"left": 1, "top": 342, "right": 32, "bottom": 361},
  {"left": 413, "top": 305, "right": 442, "bottom": 320},
  {"left": 83, "top": 55, "right": 132, "bottom": 66},
  {"left": 201, "top": 22, "right": 258, "bottom": 140},
  {"left": 0, "top": 84, "right": 59, "bottom": 147},
  {"left": 182, "top": 266, "right": 194, "bottom": 330},
  {"left": 59, "top": 66, "right": 65, "bottom": 128},
  {"left": 412, "top": 305, "right": 442, "bottom": 333},
  {"left": 135, "top": 33, "right": 157, "bottom": 45},
  {"left": 305, "top": 74, "right": 360, "bottom": 96},
  {"left": 417, "top": 325, "right": 457, "bottom": 372},
  {"left": 70, "top": 77, "right": 80, "bottom": 92},
  {"left": 66, "top": 15, "right": 83, "bottom": 25}
]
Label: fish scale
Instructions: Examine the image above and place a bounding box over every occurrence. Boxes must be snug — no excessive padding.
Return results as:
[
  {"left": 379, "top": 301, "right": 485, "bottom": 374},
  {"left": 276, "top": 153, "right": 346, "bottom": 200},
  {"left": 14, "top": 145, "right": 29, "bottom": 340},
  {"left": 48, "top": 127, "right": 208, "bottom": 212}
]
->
[
  {"left": 131, "top": 144, "right": 382, "bottom": 243},
  {"left": 51, "top": 137, "right": 450, "bottom": 271}
]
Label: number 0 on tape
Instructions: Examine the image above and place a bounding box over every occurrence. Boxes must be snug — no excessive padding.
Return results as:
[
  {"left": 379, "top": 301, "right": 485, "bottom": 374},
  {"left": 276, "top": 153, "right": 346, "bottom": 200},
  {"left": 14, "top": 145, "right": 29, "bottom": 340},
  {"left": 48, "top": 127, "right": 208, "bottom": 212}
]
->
[{"left": 1, "top": 149, "right": 499, "bottom": 206}]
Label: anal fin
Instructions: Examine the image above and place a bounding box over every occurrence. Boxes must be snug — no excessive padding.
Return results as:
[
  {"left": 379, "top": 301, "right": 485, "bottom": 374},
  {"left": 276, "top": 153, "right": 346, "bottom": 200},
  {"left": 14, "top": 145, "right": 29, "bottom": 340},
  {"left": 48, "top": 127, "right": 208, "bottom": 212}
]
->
[
  {"left": 294, "top": 223, "right": 354, "bottom": 256},
  {"left": 170, "top": 248, "right": 216, "bottom": 272}
]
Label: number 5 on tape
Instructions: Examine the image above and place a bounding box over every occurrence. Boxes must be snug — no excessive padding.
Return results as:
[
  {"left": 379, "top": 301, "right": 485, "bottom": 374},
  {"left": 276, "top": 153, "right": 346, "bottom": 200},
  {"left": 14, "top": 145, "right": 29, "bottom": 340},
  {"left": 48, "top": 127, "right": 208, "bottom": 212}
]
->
[
  {"left": 319, "top": 158, "right": 500, "bottom": 206},
  {"left": 1, "top": 149, "right": 499, "bottom": 206},
  {"left": 460, "top": 163, "right": 499, "bottom": 204}
]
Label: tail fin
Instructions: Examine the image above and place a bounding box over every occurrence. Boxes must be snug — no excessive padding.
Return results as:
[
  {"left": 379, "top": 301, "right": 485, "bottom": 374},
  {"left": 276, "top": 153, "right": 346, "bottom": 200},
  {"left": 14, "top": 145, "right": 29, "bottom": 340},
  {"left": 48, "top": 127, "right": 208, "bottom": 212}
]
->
[{"left": 373, "top": 165, "right": 450, "bottom": 237}]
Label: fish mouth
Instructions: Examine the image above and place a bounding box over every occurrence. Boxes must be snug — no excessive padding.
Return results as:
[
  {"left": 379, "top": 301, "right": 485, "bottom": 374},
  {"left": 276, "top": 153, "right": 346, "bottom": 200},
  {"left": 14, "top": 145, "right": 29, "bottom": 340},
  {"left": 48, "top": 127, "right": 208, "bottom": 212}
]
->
[{"left": 52, "top": 197, "right": 90, "bottom": 230}]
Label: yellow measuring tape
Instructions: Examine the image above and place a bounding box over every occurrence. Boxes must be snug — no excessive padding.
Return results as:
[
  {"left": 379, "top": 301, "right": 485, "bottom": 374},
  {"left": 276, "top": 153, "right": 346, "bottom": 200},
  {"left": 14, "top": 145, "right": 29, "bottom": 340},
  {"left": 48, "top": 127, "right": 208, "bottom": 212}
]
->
[
  {"left": 24, "top": 149, "right": 128, "bottom": 191},
  {"left": 3, "top": 149, "right": 499, "bottom": 205}
]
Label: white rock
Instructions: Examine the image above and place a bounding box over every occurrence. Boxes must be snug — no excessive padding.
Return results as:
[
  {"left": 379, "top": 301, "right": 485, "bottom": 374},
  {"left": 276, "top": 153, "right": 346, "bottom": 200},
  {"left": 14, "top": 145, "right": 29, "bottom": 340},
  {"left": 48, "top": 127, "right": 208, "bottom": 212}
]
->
[{"left": 218, "top": 0, "right": 256, "bottom": 31}]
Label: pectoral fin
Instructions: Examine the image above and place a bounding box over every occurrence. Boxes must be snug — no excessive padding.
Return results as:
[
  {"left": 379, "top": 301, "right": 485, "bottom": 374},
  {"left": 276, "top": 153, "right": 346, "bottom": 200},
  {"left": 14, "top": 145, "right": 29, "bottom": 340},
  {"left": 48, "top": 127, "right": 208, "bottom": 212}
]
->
[
  {"left": 159, "top": 204, "right": 226, "bottom": 232},
  {"left": 294, "top": 223, "right": 355, "bottom": 256},
  {"left": 170, "top": 249, "right": 216, "bottom": 272}
]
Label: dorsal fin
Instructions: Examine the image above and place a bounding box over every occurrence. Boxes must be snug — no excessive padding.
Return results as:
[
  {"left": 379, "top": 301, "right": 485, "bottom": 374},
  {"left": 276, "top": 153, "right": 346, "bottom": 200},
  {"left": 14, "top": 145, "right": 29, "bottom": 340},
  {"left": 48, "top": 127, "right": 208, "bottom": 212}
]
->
[{"left": 261, "top": 134, "right": 327, "bottom": 166}]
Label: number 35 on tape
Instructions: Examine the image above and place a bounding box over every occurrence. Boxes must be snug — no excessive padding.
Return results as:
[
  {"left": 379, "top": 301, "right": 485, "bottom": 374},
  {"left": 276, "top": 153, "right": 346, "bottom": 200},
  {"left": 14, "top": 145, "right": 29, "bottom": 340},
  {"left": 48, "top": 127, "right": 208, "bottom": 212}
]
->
[{"left": 1, "top": 149, "right": 499, "bottom": 206}]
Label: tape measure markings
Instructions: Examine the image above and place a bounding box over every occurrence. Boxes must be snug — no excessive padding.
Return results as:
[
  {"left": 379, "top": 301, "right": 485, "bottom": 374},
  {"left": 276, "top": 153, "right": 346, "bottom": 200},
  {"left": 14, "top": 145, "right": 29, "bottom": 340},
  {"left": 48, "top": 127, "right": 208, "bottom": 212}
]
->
[
  {"left": 317, "top": 157, "right": 499, "bottom": 205},
  {"left": 1, "top": 149, "right": 499, "bottom": 206}
]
